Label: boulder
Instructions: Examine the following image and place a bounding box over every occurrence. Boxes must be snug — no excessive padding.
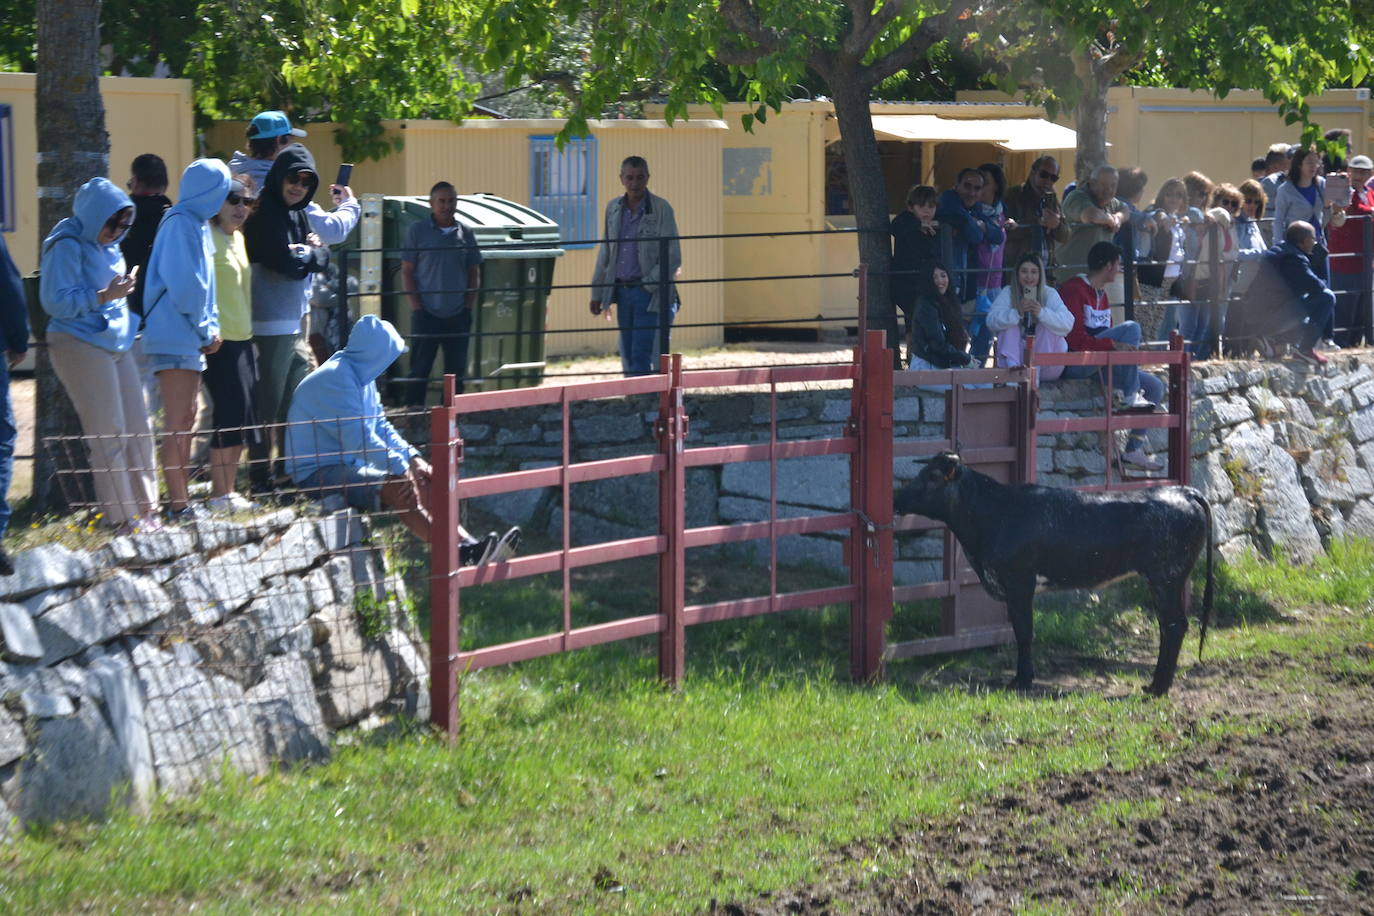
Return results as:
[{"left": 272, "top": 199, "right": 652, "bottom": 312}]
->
[
  {"left": 0, "top": 602, "right": 43, "bottom": 663},
  {"left": 37, "top": 571, "right": 174, "bottom": 665},
  {"left": 14, "top": 699, "right": 130, "bottom": 825},
  {"left": 0, "top": 545, "right": 97, "bottom": 602},
  {"left": 246, "top": 654, "right": 329, "bottom": 764}
]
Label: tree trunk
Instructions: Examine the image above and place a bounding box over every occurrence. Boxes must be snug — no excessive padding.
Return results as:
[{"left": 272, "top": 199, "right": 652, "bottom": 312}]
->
[
  {"left": 33, "top": 0, "right": 107, "bottom": 513},
  {"left": 1071, "top": 53, "right": 1111, "bottom": 182},
  {"left": 829, "top": 75, "right": 901, "bottom": 367}
]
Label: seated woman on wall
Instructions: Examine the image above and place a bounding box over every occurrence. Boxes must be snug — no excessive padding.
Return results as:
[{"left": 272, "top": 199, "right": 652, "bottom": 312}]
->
[
  {"left": 39, "top": 177, "right": 161, "bottom": 532},
  {"left": 905, "top": 264, "right": 971, "bottom": 371},
  {"left": 985, "top": 253, "right": 1073, "bottom": 381},
  {"left": 284, "top": 315, "right": 519, "bottom": 565}
]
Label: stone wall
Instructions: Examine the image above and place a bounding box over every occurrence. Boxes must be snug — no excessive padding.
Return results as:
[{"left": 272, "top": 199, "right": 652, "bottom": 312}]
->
[
  {"left": 464, "top": 355, "right": 1374, "bottom": 573},
  {"left": 0, "top": 507, "right": 427, "bottom": 834}
]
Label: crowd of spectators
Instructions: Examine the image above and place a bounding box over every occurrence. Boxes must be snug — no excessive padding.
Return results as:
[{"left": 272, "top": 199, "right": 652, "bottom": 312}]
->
[
  {"left": 890, "top": 134, "right": 1374, "bottom": 467},
  {"left": 21, "top": 111, "right": 519, "bottom": 563}
]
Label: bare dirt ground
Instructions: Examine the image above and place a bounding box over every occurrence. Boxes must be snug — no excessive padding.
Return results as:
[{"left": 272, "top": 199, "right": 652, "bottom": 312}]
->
[{"left": 722, "top": 649, "right": 1374, "bottom": 915}]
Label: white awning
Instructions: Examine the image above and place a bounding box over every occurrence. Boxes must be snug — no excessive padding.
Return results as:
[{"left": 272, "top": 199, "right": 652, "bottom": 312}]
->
[{"left": 869, "top": 115, "right": 1077, "bottom": 151}]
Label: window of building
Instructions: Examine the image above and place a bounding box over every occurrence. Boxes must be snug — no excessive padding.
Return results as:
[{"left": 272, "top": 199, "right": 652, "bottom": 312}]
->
[{"left": 530, "top": 135, "right": 597, "bottom": 249}]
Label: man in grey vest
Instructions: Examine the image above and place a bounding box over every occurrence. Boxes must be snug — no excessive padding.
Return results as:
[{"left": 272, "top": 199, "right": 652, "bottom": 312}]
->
[{"left": 589, "top": 156, "right": 681, "bottom": 376}]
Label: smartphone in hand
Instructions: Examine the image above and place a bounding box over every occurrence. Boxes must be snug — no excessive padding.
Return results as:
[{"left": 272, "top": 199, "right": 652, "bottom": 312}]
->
[
  {"left": 335, "top": 163, "right": 353, "bottom": 188},
  {"left": 1324, "top": 173, "right": 1351, "bottom": 205}
]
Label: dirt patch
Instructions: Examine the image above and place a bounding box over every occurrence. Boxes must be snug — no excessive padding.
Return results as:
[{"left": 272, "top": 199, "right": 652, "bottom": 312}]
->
[{"left": 722, "top": 654, "right": 1374, "bottom": 915}]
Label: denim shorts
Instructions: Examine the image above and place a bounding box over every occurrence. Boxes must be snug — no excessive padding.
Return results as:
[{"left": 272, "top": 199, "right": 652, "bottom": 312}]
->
[
  {"left": 300, "top": 464, "right": 389, "bottom": 511},
  {"left": 146, "top": 351, "right": 206, "bottom": 374}
]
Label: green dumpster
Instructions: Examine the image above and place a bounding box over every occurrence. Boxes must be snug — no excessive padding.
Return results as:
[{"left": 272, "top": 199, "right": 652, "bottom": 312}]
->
[{"left": 340, "top": 193, "right": 564, "bottom": 400}]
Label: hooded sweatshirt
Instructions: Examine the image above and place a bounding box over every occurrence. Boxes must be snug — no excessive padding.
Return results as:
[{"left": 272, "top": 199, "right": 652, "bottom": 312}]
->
[
  {"left": 227, "top": 150, "right": 359, "bottom": 245},
  {"left": 141, "top": 158, "right": 232, "bottom": 357},
  {"left": 243, "top": 143, "right": 329, "bottom": 336},
  {"left": 39, "top": 177, "right": 138, "bottom": 352},
  {"left": 285, "top": 315, "right": 416, "bottom": 483}
]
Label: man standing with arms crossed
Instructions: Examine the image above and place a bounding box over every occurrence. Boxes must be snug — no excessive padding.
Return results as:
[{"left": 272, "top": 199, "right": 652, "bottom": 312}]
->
[
  {"left": 589, "top": 156, "right": 681, "bottom": 376},
  {"left": 401, "top": 181, "right": 482, "bottom": 403}
]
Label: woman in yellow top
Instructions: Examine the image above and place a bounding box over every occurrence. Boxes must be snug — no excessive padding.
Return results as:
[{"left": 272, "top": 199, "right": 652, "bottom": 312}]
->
[{"left": 205, "top": 175, "right": 262, "bottom": 512}]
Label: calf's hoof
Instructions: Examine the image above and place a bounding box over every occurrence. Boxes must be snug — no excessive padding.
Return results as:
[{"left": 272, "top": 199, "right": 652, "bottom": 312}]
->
[
  {"left": 1007, "top": 675, "right": 1034, "bottom": 692},
  {"left": 1143, "top": 682, "right": 1172, "bottom": 698}
]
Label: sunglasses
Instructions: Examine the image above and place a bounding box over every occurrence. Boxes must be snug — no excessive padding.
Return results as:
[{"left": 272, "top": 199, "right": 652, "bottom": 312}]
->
[
  {"left": 105, "top": 219, "right": 133, "bottom": 233},
  {"left": 283, "top": 173, "right": 313, "bottom": 187},
  {"left": 1038, "top": 169, "right": 1060, "bottom": 182},
  {"left": 226, "top": 193, "right": 257, "bottom": 207}
]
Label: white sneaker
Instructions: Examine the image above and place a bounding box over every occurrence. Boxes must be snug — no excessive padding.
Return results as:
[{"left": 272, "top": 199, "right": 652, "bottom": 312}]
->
[
  {"left": 208, "top": 492, "right": 260, "bottom": 515},
  {"left": 1120, "top": 449, "right": 1165, "bottom": 471},
  {"left": 1113, "top": 389, "right": 1157, "bottom": 412},
  {"left": 487, "top": 526, "right": 522, "bottom": 564},
  {"left": 1317, "top": 338, "right": 1342, "bottom": 352}
]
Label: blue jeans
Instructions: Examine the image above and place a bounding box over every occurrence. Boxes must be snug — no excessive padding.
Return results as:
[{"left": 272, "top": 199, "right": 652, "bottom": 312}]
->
[
  {"left": 407, "top": 307, "right": 472, "bottom": 405},
  {"left": 0, "top": 357, "right": 14, "bottom": 537},
  {"left": 1296, "top": 288, "right": 1337, "bottom": 351},
  {"left": 616, "top": 283, "right": 676, "bottom": 376},
  {"left": 1061, "top": 321, "right": 1166, "bottom": 449},
  {"left": 300, "top": 464, "right": 389, "bottom": 511}
]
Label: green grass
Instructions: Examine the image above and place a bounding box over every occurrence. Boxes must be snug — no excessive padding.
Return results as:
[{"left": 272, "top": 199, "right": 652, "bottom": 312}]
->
[{"left": 2, "top": 538, "right": 1373, "bottom": 914}]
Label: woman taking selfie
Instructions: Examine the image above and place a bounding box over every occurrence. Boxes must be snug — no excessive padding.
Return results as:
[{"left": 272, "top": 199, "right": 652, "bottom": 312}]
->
[
  {"left": 40, "top": 177, "right": 159, "bottom": 531},
  {"left": 985, "top": 252, "right": 1073, "bottom": 380}
]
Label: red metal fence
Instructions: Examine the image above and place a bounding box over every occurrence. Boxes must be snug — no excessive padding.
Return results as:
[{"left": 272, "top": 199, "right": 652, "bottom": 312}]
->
[{"left": 426, "top": 333, "right": 1192, "bottom": 735}]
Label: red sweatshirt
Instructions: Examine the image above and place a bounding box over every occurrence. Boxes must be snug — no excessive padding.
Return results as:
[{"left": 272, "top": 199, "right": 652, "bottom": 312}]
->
[
  {"left": 1057, "top": 275, "right": 1115, "bottom": 351},
  {"left": 1327, "top": 185, "right": 1373, "bottom": 276}
]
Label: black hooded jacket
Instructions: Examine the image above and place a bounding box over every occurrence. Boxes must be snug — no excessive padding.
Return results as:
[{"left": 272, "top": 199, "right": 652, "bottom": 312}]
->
[{"left": 243, "top": 143, "right": 328, "bottom": 280}]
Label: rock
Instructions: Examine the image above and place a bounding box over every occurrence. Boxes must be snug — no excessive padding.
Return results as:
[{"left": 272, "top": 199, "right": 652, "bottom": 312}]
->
[
  {"left": 0, "top": 706, "right": 26, "bottom": 766},
  {"left": 1301, "top": 443, "right": 1374, "bottom": 507},
  {"left": 191, "top": 615, "right": 267, "bottom": 690},
  {"left": 247, "top": 579, "right": 313, "bottom": 653},
  {"left": 186, "top": 518, "right": 252, "bottom": 553},
  {"left": 322, "top": 555, "right": 355, "bottom": 606},
  {"left": 21, "top": 688, "right": 74, "bottom": 719},
  {"left": 164, "top": 543, "right": 266, "bottom": 627},
  {"left": 315, "top": 647, "right": 392, "bottom": 729},
  {"left": 99, "top": 528, "right": 196, "bottom": 568},
  {"left": 300, "top": 566, "right": 335, "bottom": 615},
  {"left": 1190, "top": 453, "right": 1235, "bottom": 505},
  {"left": 0, "top": 545, "right": 97, "bottom": 602},
  {"left": 246, "top": 654, "right": 329, "bottom": 764},
  {"left": 37, "top": 571, "right": 174, "bottom": 665},
  {"left": 256, "top": 518, "right": 327, "bottom": 579},
  {"left": 1342, "top": 501, "right": 1374, "bottom": 540},
  {"left": 720, "top": 455, "right": 850, "bottom": 509},
  {"left": 1055, "top": 448, "right": 1107, "bottom": 474},
  {"left": 1348, "top": 404, "right": 1374, "bottom": 443},
  {"left": 20, "top": 587, "right": 78, "bottom": 618},
  {"left": 0, "top": 602, "right": 43, "bottom": 663},
  {"left": 128, "top": 638, "right": 268, "bottom": 796},
  {"left": 1222, "top": 425, "right": 1322, "bottom": 563},
  {"left": 1193, "top": 395, "right": 1254, "bottom": 437},
  {"left": 14, "top": 699, "right": 130, "bottom": 825},
  {"left": 315, "top": 510, "right": 365, "bottom": 552},
  {"left": 381, "top": 629, "right": 430, "bottom": 722},
  {"left": 88, "top": 650, "right": 156, "bottom": 813}
]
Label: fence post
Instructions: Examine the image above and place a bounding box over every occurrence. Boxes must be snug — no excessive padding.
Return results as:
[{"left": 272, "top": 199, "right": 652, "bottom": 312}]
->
[
  {"left": 1167, "top": 332, "right": 1191, "bottom": 487},
  {"left": 856, "top": 262, "right": 869, "bottom": 346},
  {"left": 1207, "top": 221, "right": 1222, "bottom": 358},
  {"left": 851, "top": 329, "right": 893, "bottom": 682},
  {"left": 429, "top": 374, "right": 461, "bottom": 737},
  {"left": 336, "top": 245, "right": 351, "bottom": 349},
  {"left": 1122, "top": 220, "right": 1136, "bottom": 324},
  {"left": 1362, "top": 213, "right": 1373, "bottom": 346},
  {"left": 656, "top": 353, "right": 687, "bottom": 685},
  {"left": 658, "top": 235, "right": 672, "bottom": 369}
]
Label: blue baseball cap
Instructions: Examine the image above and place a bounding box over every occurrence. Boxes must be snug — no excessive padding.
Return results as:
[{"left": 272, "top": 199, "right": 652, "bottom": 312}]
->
[{"left": 246, "top": 110, "right": 307, "bottom": 140}]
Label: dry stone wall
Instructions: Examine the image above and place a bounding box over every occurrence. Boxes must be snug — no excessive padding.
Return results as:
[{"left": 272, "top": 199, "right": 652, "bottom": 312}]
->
[{"left": 0, "top": 507, "right": 427, "bottom": 835}]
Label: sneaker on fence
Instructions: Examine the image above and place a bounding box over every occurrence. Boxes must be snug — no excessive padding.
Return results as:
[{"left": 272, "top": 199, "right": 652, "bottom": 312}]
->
[
  {"left": 1289, "top": 346, "right": 1329, "bottom": 368},
  {"left": 1120, "top": 448, "right": 1165, "bottom": 471},
  {"left": 1113, "top": 389, "right": 1157, "bottom": 412},
  {"left": 487, "top": 526, "right": 522, "bottom": 564},
  {"left": 208, "top": 492, "right": 261, "bottom": 515},
  {"left": 167, "top": 504, "right": 210, "bottom": 525},
  {"left": 459, "top": 532, "right": 497, "bottom": 567}
]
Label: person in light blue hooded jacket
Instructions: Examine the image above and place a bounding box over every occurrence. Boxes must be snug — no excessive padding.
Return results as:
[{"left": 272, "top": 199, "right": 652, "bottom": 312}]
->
[
  {"left": 285, "top": 316, "right": 518, "bottom": 563},
  {"left": 142, "top": 158, "right": 232, "bottom": 520},
  {"left": 40, "top": 177, "right": 159, "bottom": 531}
]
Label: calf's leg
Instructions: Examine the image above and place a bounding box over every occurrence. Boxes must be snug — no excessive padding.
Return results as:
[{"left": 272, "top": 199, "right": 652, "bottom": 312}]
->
[
  {"left": 1145, "top": 573, "right": 1190, "bottom": 696},
  {"left": 1004, "top": 579, "right": 1037, "bottom": 690}
]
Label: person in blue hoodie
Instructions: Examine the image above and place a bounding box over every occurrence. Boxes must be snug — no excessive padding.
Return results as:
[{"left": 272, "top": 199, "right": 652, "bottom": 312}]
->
[
  {"left": 285, "top": 315, "right": 518, "bottom": 563},
  {"left": 0, "top": 231, "right": 31, "bottom": 574},
  {"left": 142, "top": 158, "right": 233, "bottom": 521},
  {"left": 244, "top": 142, "right": 329, "bottom": 495},
  {"left": 40, "top": 177, "right": 160, "bottom": 532}
]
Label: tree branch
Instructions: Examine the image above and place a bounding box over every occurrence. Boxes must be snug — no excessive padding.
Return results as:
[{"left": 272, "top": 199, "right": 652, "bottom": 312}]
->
[
  {"left": 860, "top": 3, "right": 965, "bottom": 91},
  {"left": 844, "top": 0, "right": 902, "bottom": 60}
]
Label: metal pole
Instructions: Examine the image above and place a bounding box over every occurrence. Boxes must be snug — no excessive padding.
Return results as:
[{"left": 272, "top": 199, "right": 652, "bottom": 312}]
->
[
  {"left": 657, "top": 235, "right": 672, "bottom": 371},
  {"left": 1207, "top": 221, "right": 1222, "bottom": 359},
  {"left": 1362, "top": 213, "right": 1373, "bottom": 346},
  {"left": 656, "top": 353, "right": 686, "bottom": 684},
  {"left": 1168, "top": 332, "right": 1191, "bottom": 486},
  {"left": 851, "top": 330, "right": 893, "bottom": 683},
  {"left": 429, "top": 374, "right": 460, "bottom": 737},
  {"left": 1122, "top": 220, "right": 1136, "bottom": 324},
  {"left": 336, "top": 245, "right": 351, "bottom": 349},
  {"left": 856, "top": 262, "right": 869, "bottom": 347}
]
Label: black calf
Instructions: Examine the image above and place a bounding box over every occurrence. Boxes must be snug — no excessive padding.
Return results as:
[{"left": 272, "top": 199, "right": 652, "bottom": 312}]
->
[{"left": 894, "top": 452, "right": 1214, "bottom": 696}]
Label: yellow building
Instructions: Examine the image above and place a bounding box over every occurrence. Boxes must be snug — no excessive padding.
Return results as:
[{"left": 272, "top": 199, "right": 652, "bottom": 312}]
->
[
  {"left": 648, "top": 100, "right": 1078, "bottom": 337},
  {"left": 957, "top": 87, "right": 1374, "bottom": 198},
  {"left": 205, "top": 117, "right": 728, "bottom": 358},
  {"left": 0, "top": 73, "right": 195, "bottom": 273}
]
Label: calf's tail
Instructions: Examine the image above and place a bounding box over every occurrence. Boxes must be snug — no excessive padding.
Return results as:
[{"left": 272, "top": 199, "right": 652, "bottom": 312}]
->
[{"left": 1188, "top": 491, "right": 1215, "bottom": 658}]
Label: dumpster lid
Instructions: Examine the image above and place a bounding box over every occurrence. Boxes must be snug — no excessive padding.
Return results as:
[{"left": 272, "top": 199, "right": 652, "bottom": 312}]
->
[{"left": 456, "top": 193, "right": 561, "bottom": 249}]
